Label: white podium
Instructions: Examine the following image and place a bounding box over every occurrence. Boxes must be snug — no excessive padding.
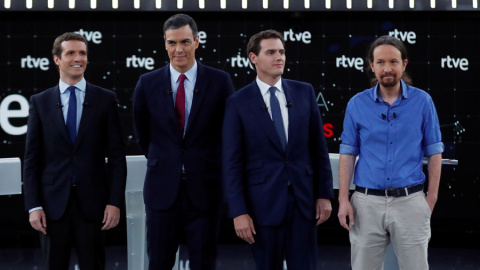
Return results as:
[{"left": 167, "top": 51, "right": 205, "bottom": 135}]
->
[
  {"left": 0, "top": 157, "right": 22, "bottom": 195},
  {"left": 125, "top": 155, "right": 180, "bottom": 270}
]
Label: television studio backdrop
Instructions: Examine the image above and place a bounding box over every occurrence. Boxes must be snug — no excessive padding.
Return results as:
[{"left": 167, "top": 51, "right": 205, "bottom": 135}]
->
[{"left": 0, "top": 0, "right": 480, "bottom": 269}]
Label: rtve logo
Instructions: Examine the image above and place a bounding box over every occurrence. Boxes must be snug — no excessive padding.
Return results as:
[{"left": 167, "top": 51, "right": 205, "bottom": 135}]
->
[
  {"left": 388, "top": 29, "right": 416, "bottom": 44},
  {"left": 126, "top": 55, "right": 155, "bottom": 70},
  {"left": 21, "top": 55, "right": 50, "bottom": 71},
  {"left": 198, "top": 31, "right": 207, "bottom": 44},
  {"left": 336, "top": 55, "right": 364, "bottom": 71},
  {"left": 75, "top": 29, "right": 103, "bottom": 44},
  {"left": 0, "top": 94, "right": 29, "bottom": 136},
  {"left": 441, "top": 55, "right": 469, "bottom": 71},
  {"left": 283, "top": 29, "right": 311, "bottom": 44},
  {"left": 230, "top": 55, "right": 254, "bottom": 70}
]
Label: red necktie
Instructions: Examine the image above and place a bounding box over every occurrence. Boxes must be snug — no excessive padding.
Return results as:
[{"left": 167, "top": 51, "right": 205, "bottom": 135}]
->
[{"left": 175, "top": 74, "right": 187, "bottom": 134}]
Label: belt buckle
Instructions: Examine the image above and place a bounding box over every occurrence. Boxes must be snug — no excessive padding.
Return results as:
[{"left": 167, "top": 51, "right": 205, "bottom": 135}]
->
[{"left": 385, "top": 188, "right": 401, "bottom": 197}]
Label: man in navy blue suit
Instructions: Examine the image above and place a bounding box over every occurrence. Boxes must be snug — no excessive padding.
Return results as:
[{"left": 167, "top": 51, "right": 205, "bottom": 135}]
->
[
  {"left": 222, "top": 29, "right": 334, "bottom": 270},
  {"left": 132, "top": 14, "right": 235, "bottom": 270},
  {"left": 24, "top": 32, "right": 127, "bottom": 270}
]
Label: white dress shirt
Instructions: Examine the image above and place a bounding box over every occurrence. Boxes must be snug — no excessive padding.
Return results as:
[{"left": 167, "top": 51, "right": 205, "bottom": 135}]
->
[
  {"left": 170, "top": 61, "right": 198, "bottom": 136},
  {"left": 256, "top": 77, "right": 289, "bottom": 142}
]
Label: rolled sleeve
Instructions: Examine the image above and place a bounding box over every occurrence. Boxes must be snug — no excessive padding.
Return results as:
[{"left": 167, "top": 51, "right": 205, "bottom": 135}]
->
[
  {"left": 424, "top": 142, "right": 444, "bottom": 157},
  {"left": 340, "top": 143, "right": 359, "bottom": 156},
  {"left": 340, "top": 99, "right": 360, "bottom": 156},
  {"left": 422, "top": 95, "right": 443, "bottom": 157}
]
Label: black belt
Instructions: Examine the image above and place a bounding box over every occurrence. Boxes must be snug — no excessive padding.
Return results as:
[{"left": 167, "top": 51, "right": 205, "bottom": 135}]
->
[{"left": 355, "top": 184, "right": 423, "bottom": 197}]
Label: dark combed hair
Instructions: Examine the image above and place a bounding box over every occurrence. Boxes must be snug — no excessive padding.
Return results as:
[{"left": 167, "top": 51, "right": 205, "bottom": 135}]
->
[
  {"left": 247, "top": 29, "right": 285, "bottom": 56},
  {"left": 52, "top": 32, "right": 88, "bottom": 58},
  {"left": 366, "top": 35, "right": 412, "bottom": 86},
  {"left": 163, "top": 13, "right": 198, "bottom": 39}
]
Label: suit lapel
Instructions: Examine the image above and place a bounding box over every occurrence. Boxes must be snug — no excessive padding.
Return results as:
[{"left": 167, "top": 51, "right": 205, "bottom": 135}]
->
[
  {"left": 158, "top": 67, "right": 178, "bottom": 130},
  {"left": 283, "top": 81, "right": 299, "bottom": 153},
  {"left": 74, "top": 83, "right": 96, "bottom": 150},
  {"left": 185, "top": 63, "right": 207, "bottom": 138},
  {"left": 248, "top": 82, "right": 284, "bottom": 153},
  {"left": 50, "top": 86, "right": 71, "bottom": 145}
]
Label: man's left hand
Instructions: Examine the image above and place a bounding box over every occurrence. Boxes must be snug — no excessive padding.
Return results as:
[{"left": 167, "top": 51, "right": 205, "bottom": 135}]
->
[
  {"left": 316, "top": 199, "right": 332, "bottom": 225},
  {"left": 425, "top": 194, "right": 438, "bottom": 213},
  {"left": 102, "top": 205, "right": 120, "bottom": 230}
]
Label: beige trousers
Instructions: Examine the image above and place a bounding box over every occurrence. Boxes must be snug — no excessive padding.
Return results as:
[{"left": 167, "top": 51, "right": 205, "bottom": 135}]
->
[{"left": 350, "top": 191, "right": 431, "bottom": 270}]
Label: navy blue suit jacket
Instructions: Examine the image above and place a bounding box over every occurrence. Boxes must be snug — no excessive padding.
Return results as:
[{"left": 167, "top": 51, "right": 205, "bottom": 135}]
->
[
  {"left": 222, "top": 79, "right": 334, "bottom": 226},
  {"left": 24, "top": 83, "right": 127, "bottom": 221},
  {"left": 133, "top": 62, "right": 235, "bottom": 211}
]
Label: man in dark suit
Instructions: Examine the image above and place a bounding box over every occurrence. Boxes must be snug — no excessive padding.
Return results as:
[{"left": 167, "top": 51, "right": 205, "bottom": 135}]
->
[
  {"left": 222, "top": 30, "right": 334, "bottom": 270},
  {"left": 24, "top": 32, "right": 127, "bottom": 270},
  {"left": 132, "top": 14, "right": 235, "bottom": 270}
]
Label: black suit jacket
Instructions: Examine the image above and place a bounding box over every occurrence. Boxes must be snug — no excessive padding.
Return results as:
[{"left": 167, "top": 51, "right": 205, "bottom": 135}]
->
[
  {"left": 24, "top": 83, "right": 127, "bottom": 221},
  {"left": 133, "top": 62, "right": 235, "bottom": 211}
]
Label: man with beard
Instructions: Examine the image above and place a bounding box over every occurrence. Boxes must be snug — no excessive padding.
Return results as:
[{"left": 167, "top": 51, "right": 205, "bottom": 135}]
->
[{"left": 337, "top": 35, "right": 443, "bottom": 270}]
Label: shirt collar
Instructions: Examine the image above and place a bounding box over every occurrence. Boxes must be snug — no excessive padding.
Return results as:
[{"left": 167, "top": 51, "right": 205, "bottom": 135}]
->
[
  {"left": 170, "top": 60, "right": 197, "bottom": 83},
  {"left": 256, "top": 77, "right": 283, "bottom": 96},
  {"left": 372, "top": 79, "right": 408, "bottom": 102},
  {"left": 59, "top": 78, "right": 86, "bottom": 94}
]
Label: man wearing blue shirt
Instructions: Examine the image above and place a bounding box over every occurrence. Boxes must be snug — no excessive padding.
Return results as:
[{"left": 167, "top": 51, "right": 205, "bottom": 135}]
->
[{"left": 337, "top": 35, "right": 443, "bottom": 270}]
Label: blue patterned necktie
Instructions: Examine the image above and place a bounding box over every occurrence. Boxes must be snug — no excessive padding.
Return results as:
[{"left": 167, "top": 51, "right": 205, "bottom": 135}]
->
[
  {"left": 66, "top": 86, "right": 77, "bottom": 146},
  {"left": 269, "top": 86, "right": 287, "bottom": 151}
]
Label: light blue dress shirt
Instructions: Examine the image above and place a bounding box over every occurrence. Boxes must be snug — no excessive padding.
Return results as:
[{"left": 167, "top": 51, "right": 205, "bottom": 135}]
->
[
  {"left": 170, "top": 61, "right": 197, "bottom": 135},
  {"left": 59, "top": 78, "right": 86, "bottom": 133},
  {"left": 340, "top": 80, "right": 444, "bottom": 189}
]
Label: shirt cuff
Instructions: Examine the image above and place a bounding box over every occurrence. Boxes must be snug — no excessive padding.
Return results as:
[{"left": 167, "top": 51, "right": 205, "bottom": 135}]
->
[
  {"left": 424, "top": 142, "right": 444, "bottom": 157},
  {"left": 340, "top": 144, "right": 359, "bottom": 156},
  {"left": 29, "top": 206, "right": 43, "bottom": 213}
]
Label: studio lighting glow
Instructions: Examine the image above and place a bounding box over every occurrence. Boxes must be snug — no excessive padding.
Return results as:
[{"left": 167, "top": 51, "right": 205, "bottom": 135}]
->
[{"left": 304, "top": 0, "right": 310, "bottom": 8}]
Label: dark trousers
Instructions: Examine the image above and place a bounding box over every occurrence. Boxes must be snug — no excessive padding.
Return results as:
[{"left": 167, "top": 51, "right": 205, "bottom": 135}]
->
[
  {"left": 40, "top": 187, "right": 105, "bottom": 270},
  {"left": 146, "top": 179, "right": 219, "bottom": 270},
  {"left": 251, "top": 188, "right": 317, "bottom": 270}
]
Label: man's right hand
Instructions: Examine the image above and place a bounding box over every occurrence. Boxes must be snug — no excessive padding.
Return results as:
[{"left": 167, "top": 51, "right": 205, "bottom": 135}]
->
[
  {"left": 337, "top": 200, "right": 354, "bottom": 231},
  {"left": 29, "top": 209, "right": 47, "bottom": 235},
  {"left": 233, "top": 214, "right": 256, "bottom": 244}
]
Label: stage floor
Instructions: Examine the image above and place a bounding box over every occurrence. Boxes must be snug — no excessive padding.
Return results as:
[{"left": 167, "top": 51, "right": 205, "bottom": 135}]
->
[{"left": 1, "top": 244, "right": 479, "bottom": 270}]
